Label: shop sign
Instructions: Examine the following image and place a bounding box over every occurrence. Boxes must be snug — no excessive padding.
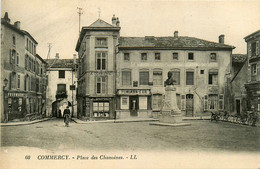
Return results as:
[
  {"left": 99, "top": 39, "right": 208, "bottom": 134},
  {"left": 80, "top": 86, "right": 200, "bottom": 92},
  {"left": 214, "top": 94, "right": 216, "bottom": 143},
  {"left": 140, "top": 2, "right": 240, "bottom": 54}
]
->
[
  {"left": 8, "top": 93, "right": 25, "bottom": 97},
  {"left": 118, "top": 89, "right": 150, "bottom": 95},
  {"left": 92, "top": 98, "right": 111, "bottom": 101}
]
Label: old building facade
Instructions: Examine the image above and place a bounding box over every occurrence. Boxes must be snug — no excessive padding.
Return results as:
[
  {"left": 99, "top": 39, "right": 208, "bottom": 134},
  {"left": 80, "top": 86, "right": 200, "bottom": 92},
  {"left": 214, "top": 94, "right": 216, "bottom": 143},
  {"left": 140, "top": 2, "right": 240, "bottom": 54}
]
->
[
  {"left": 244, "top": 30, "right": 260, "bottom": 112},
  {"left": 1, "top": 12, "right": 47, "bottom": 122},
  {"left": 75, "top": 16, "right": 235, "bottom": 119},
  {"left": 45, "top": 56, "right": 77, "bottom": 118},
  {"left": 117, "top": 33, "right": 234, "bottom": 118},
  {"left": 76, "top": 17, "right": 120, "bottom": 120}
]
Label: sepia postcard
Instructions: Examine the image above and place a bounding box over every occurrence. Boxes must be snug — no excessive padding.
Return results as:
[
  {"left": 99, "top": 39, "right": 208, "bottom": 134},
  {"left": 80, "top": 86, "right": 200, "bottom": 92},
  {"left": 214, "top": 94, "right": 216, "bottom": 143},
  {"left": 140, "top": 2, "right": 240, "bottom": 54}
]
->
[{"left": 1, "top": 0, "right": 260, "bottom": 168}]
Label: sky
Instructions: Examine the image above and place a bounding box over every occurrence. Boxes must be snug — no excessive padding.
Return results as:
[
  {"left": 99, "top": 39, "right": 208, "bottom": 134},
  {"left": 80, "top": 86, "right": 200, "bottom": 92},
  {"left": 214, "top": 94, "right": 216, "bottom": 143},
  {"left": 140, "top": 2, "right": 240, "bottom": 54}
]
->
[{"left": 1, "top": 0, "right": 260, "bottom": 59}]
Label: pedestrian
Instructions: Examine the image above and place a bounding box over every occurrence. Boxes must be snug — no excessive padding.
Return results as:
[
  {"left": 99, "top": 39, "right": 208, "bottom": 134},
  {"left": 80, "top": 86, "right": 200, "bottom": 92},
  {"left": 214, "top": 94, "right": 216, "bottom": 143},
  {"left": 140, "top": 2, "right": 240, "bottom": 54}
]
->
[{"left": 63, "top": 106, "right": 70, "bottom": 126}]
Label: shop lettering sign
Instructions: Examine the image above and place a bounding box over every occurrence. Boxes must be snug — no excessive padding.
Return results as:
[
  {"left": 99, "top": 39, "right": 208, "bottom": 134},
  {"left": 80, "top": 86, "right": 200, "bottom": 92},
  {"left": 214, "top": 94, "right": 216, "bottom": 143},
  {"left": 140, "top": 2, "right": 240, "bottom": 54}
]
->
[
  {"left": 8, "top": 93, "right": 25, "bottom": 97},
  {"left": 118, "top": 89, "right": 150, "bottom": 95}
]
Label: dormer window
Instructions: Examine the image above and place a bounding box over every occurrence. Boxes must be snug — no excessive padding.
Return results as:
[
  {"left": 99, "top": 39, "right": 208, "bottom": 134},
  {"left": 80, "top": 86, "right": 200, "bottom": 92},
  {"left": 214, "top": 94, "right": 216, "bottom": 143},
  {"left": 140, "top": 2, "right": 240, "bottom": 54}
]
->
[{"left": 96, "top": 38, "right": 107, "bottom": 47}]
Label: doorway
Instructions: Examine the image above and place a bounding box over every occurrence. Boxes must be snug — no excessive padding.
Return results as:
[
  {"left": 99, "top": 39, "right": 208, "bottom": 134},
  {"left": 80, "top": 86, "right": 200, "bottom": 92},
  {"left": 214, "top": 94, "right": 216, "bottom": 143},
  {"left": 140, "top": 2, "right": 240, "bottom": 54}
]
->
[
  {"left": 236, "top": 99, "right": 241, "bottom": 115},
  {"left": 129, "top": 96, "right": 138, "bottom": 116},
  {"left": 186, "top": 94, "right": 194, "bottom": 117}
]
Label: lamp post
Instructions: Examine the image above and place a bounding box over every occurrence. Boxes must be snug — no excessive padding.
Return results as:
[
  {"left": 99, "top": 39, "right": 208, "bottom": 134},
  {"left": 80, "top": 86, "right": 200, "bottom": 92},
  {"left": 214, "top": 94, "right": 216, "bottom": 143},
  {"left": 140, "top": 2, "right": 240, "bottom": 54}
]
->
[{"left": 3, "top": 78, "right": 8, "bottom": 122}]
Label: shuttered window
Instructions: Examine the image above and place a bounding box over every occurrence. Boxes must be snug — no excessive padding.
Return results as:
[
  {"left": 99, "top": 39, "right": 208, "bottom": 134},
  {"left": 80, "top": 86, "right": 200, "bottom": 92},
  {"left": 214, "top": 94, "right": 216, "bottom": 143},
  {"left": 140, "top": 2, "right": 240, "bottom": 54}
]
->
[
  {"left": 122, "top": 71, "right": 131, "bottom": 86},
  {"left": 139, "top": 72, "right": 149, "bottom": 85},
  {"left": 186, "top": 71, "right": 194, "bottom": 85},
  {"left": 153, "top": 71, "right": 162, "bottom": 85}
]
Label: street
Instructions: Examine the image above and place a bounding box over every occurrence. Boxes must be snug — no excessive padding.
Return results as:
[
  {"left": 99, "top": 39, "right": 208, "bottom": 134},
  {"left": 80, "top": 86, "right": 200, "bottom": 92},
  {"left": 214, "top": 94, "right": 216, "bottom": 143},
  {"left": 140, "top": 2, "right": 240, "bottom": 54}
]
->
[{"left": 1, "top": 119, "right": 259, "bottom": 152}]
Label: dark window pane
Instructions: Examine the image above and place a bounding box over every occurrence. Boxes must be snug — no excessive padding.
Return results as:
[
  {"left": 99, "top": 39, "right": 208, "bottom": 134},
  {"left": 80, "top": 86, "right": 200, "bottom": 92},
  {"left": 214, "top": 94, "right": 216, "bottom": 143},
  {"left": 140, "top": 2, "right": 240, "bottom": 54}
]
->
[
  {"left": 186, "top": 72, "right": 194, "bottom": 85},
  {"left": 59, "top": 70, "right": 65, "bottom": 78}
]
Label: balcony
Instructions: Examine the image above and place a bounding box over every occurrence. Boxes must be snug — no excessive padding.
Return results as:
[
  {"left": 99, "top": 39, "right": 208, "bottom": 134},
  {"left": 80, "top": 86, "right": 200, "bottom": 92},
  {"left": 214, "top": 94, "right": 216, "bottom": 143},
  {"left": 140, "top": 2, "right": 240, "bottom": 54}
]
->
[{"left": 56, "top": 90, "right": 68, "bottom": 100}]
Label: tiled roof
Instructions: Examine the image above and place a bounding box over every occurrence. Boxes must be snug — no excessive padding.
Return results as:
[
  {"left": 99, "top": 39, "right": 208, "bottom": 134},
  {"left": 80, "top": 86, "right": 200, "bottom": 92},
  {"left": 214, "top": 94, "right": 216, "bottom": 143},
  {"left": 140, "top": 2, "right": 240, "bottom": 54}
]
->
[
  {"left": 232, "top": 54, "right": 247, "bottom": 63},
  {"left": 44, "top": 59, "right": 78, "bottom": 69},
  {"left": 89, "top": 19, "right": 114, "bottom": 27},
  {"left": 1, "top": 18, "right": 38, "bottom": 44},
  {"left": 119, "top": 36, "right": 234, "bottom": 50}
]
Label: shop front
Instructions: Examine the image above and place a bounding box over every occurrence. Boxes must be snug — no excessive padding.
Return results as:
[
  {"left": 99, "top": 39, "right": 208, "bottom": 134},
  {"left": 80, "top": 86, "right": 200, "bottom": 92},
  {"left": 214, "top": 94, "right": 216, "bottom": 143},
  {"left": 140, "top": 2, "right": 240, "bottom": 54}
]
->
[
  {"left": 245, "top": 82, "right": 260, "bottom": 112},
  {"left": 5, "top": 92, "right": 26, "bottom": 121},
  {"left": 85, "top": 97, "right": 116, "bottom": 120},
  {"left": 117, "top": 89, "right": 152, "bottom": 118}
]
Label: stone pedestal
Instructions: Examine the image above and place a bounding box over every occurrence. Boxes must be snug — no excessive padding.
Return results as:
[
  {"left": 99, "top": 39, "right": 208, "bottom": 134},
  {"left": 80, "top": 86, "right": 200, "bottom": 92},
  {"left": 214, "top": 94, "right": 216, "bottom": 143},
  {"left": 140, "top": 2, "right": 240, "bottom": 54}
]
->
[{"left": 150, "top": 85, "right": 190, "bottom": 127}]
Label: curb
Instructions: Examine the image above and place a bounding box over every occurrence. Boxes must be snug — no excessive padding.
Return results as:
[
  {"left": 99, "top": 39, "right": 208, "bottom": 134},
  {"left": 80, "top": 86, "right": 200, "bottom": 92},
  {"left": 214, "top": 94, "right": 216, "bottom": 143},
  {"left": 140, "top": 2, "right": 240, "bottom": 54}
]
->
[
  {"left": 0, "top": 118, "right": 54, "bottom": 127},
  {"left": 71, "top": 118, "right": 159, "bottom": 124}
]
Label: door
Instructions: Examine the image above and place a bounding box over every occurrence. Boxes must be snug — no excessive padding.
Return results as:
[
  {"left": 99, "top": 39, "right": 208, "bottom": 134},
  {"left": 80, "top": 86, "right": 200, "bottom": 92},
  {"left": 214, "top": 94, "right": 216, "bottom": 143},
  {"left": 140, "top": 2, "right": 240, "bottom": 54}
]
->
[
  {"left": 186, "top": 94, "right": 194, "bottom": 117},
  {"left": 236, "top": 100, "right": 241, "bottom": 115},
  {"left": 129, "top": 96, "right": 138, "bottom": 116}
]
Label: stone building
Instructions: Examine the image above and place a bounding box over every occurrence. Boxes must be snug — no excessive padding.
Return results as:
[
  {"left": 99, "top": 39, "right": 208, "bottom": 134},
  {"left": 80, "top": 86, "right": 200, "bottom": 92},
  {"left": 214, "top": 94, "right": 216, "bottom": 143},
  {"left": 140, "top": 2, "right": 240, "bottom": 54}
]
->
[
  {"left": 228, "top": 54, "right": 248, "bottom": 115},
  {"left": 244, "top": 30, "right": 260, "bottom": 111},
  {"left": 1, "top": 12, "right": 47, "bottom": 122},
  {"left": 75, "top": 17, "right": 120, "bottom": 120},
  {"left": 75, "top": 16, "right": 235, "bottom": 119},
  {"left": 45, "top": 55, "right": 77, "bottom": 118},
  {"left": 117, "top": 33, "right": 234, "bottom": 118}
]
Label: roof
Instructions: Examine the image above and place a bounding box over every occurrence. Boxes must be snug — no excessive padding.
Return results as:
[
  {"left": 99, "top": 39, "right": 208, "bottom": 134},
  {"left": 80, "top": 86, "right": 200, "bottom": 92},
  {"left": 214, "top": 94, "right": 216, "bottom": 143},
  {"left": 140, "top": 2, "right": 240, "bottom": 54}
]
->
[
  {"left": 1, "top": 18, "right": 38, "bottom": 44},
  {"left": 244, "top": 29, "right": 260, "bottom": 41},
  {"left": 89, "top": 19, "right": 114, "bottom": 27},
  {"left": 231, "top": 54, "right": 247, "bottom": 63},
  {"left": 44, "top": 59, "right": 78, "bottom": 69},
  {"left": 36, "top": 54, "right": 47, "bottom": 64},
  {"left": 75, "top": 19, "right": 120, "bottom": 51},
  {"left": 118, "top": 36, "right": 235, "bottom": 50}
]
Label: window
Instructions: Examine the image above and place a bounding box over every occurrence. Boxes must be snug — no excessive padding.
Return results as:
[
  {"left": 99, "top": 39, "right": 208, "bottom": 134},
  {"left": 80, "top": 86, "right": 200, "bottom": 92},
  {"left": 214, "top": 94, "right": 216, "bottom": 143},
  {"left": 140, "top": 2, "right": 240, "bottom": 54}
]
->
[
  {"left": 155, "top": 53, "right": 160, "bottom": 60},
  {"left": 173, "top": 53, "right": 178, "bottom": 60},
  {"left": 124, "top": 53, "right": 130, "bottom": 61},
  {"left": 10, "top": 49, "right": 16, "bottom": 64},
  {"left": 12, "top": 35, "right": 16, "bottom": 45},
  {"left": 209, "top": 94, "right": 218, "bottom": 110},
  {"left": 59, "top": 70, "right": 65, "bottom": 78},
  {"left": 139, "top": 71, "right": 149, "bottom": 85},
  {"left": 188, "top": 53, "right": 194, "bottom": 60},
  {"left": 93, "top": 102, "right": 109, "bottom": 117},
  {"left": 96, "top": 38, "right": 107, "bottom": 47},
  {"left": 251, "top": 64, "right": 257, "bottom": 75},
  {"left": 141, "top": 53, "right": 147, "bottom": 61},
  {"left": 209, "top": 72, "right": 218, "bottom": 85},
  {"left": 96, "top": 76, "right": 106, "bottom": 94},
  {"left": 10, "top": 72, "right": 16, "bottom": 89},
  {"left": 96, "top": 52, "right": 107, "bottom": 70},
  {"left": 57, "top": 84, "right": 66, "bottom": 93},
  {"left": 200, "top": 70, "right": 204, "bottom": 74},
  {"left": 219, "top": 95, "right": 224, "bottom": 110},
  {"left": 26, "top": 39, "right": 29, "bottom": 50},
  {"left": 251, "top": 42, "right": 256, "bottom": 56},
  {"left": 17, "top": 75, "right": 20, "bottom": 89},
  {"left": 210, "top": 53, "right": 216, "bottom": 62},
  {"left": 153, "top": 71, "right": 162, "bottom": 85},
  {"left": 186, "top": 71, "right": 194, "bottom": 85},
  {"left": 16, "top": 53, "right": 19, "bottom": 65},
  {"left": 122, "top": 71, "right": 131, "bottom": 86},
  {"left": 152, "top": 94, "right": 162, "bottom": 110},
  {"left": 171, "top": 70, "right": 180, "bottom": 85}
]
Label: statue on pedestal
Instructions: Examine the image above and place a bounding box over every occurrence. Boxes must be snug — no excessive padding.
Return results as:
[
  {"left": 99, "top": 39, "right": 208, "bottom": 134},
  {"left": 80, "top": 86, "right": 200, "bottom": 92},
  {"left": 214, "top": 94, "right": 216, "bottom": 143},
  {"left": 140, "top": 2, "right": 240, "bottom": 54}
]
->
[{"left": 164, "top": 72, "right": 176, "bottom": 87}]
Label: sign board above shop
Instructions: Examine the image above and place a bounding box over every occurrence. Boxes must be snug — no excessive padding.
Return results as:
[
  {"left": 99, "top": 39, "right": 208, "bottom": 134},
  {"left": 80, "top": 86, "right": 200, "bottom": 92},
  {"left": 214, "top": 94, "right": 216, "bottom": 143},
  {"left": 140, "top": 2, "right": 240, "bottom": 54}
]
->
[{"left": 117, "top": 89, "right": 151, "bottom": 96}]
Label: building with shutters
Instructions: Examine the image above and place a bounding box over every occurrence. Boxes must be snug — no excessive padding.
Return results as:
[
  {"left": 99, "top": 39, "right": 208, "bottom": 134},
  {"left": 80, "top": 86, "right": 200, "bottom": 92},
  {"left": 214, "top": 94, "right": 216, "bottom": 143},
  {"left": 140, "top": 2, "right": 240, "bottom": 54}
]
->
[
  {"left": 45, "top": 56, "right": 78, "bottom": 118},
  {"left": 75, "top": 15, "right": 235, "bottom": 119},
  {"left": 1, "top": 12, "right": 47, "bottom": 122},
  {"left": 244, "top": 30, "right": 260, "bottom": 112}
]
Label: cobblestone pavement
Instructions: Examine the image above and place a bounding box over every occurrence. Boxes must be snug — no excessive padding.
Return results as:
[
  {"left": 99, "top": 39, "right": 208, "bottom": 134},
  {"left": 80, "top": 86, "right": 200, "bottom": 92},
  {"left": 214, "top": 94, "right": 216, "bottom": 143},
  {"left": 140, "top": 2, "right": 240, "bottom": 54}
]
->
[{"left": 1, "top": 118, "right": 259, "bottom": 152}]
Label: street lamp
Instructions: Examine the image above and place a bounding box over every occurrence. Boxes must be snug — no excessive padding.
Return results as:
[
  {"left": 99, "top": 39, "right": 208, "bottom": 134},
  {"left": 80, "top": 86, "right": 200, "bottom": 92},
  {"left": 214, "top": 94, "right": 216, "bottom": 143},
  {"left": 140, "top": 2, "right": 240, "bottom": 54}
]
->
[{"left": 3, "top": 78, "right": 8, "bottom": 122}]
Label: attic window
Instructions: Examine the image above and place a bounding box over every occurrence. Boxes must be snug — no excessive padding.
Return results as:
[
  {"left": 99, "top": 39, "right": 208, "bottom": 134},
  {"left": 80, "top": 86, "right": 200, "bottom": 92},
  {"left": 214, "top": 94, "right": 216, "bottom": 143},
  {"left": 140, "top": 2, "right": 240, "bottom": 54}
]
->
[
  {"left": 59, "top": 70, "right": 65, "bottom": 78},
  {"left": 141, "top": 53, "right": 147, "bottom": 61},
  {"left": 12, "top": 35, "right": 16, "bottom": 45},
  {"left": 210, "top": 53, "right": 217, "bottom": 62},
  {"left": 96, "top": 38, "right": 107, "bottom": 47},
  {"left": 188, "top": 53, "right": 194, "bottom": 60}
]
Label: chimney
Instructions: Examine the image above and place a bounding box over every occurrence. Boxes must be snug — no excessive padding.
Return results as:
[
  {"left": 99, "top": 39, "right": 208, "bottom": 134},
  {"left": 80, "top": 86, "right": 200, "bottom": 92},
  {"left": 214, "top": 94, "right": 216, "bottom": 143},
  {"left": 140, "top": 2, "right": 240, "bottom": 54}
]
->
[
  {"left": 4, "top": 12, "right": 10, "bottom": 23},
  {"left": 14, "top": 21, "right": 21, "bottom": 29},
  {"left": 174, "top": 31, "right": 178, "bottom": 38},
  {"left": 55, "top": 53, "right": 59, "bottom": 59},
  {"left": 112, "top": 14, "right": 117, "bottom": 26},
  {"left": 116, "top": 17, "right": 120, "bottom": 27},
  {"left": 219, "top": 34, "right": 224, "bottom": 44}
]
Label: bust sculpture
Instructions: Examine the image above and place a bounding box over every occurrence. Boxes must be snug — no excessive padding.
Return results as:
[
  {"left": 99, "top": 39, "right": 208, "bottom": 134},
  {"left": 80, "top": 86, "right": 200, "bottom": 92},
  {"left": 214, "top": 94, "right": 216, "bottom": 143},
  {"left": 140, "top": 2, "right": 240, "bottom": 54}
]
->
[{"left": 164, "top": 71, "right": 176, "bottom": 87}]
